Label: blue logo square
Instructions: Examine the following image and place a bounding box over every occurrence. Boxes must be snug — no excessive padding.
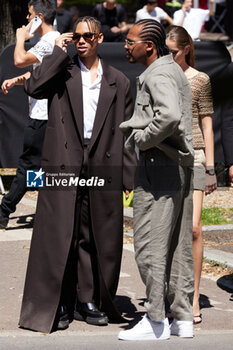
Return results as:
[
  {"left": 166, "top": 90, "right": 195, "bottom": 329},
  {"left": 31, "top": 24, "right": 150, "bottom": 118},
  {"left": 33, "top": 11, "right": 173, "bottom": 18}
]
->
[{"left": 26, "top": 169, "right": 44, "bottom": 188}]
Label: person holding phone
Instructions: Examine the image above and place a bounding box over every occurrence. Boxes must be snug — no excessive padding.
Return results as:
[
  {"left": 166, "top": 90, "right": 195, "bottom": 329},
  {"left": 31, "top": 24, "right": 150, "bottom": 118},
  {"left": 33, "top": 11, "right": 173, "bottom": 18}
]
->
[{"left": 0, "top": 0, "right": 59, "bottom": 230}]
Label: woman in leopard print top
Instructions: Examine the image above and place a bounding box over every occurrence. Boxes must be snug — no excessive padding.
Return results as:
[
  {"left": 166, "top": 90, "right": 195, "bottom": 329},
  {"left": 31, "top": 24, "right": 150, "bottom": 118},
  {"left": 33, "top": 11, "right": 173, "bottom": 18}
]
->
[{"left": 166, "top": 25, "right": 217, "bottom": 325}]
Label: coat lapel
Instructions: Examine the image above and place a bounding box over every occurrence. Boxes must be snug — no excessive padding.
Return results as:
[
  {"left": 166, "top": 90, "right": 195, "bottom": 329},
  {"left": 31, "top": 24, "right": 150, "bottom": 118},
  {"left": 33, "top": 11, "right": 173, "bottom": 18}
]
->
[
  {"left": 66, "top": 60, "right": 84, "bottom": 143},
  {"left": 89, "top": 61, "right": 117, "bottom": 151}
]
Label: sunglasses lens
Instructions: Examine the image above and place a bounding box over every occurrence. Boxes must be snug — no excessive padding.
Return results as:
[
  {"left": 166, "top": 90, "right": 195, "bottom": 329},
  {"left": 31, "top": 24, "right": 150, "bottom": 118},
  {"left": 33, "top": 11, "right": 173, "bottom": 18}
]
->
[
  {"left": 73, "top": 34, "right": 81, "bottom": 41},
  {"left": 83, "top": 33, "right": 94, "bottom": 40}
]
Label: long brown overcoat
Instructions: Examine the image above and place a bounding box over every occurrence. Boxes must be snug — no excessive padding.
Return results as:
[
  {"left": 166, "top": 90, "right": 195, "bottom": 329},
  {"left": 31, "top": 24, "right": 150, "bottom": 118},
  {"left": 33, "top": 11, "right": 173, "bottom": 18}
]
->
[{"left": 19, "top": 46, "right": 135, "bottom": 333}]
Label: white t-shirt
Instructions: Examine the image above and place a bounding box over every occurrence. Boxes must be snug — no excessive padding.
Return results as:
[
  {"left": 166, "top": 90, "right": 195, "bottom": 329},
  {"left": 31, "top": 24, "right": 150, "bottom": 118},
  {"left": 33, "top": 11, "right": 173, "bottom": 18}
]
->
[
  {"left": 173, "top": 8, "right": 209, "bottom": 40},
  {"left": 28, "top": 30, "right": 60, "bottom": 120},
  {"left": 136, "top": 6, "right": 168, "bottom": 23}
]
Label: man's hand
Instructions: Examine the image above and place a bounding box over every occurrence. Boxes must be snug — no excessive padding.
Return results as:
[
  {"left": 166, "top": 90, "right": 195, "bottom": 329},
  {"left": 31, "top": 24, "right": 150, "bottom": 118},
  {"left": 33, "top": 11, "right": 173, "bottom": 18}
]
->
[
  {"left": 1, "top": 78, "right": 17, "bottom": 94},
  {"left": 55, "top": 33, "right": 73, "bottom": 51},
  {"left": 1, "top": 72, "right": 31, "bottom": 94},
  {"left": 16, "top": 23, "right": 34, "bottom": 42},
  {"left": 111, "top": 26, "right": 121, "bottom": 34}
]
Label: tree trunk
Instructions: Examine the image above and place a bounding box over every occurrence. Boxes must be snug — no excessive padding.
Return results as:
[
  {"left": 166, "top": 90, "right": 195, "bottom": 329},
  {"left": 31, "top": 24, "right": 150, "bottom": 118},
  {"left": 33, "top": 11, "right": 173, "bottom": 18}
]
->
[{"left": 0, "top": 0, "right": 28, "bottom": 51}]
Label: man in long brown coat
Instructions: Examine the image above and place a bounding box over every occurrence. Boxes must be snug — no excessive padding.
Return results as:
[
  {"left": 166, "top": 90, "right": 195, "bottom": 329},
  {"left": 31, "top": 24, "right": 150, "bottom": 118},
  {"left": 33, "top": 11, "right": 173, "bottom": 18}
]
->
[{"left": 19, "top": 16, "right": 135, "bottom": 333}]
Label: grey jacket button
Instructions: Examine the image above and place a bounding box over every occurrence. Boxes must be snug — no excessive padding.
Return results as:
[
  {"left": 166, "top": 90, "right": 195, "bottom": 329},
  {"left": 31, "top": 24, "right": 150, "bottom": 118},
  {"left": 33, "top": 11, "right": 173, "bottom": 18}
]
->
[{"left": 106, "top": 152, "right": 111, "bottom": 158}]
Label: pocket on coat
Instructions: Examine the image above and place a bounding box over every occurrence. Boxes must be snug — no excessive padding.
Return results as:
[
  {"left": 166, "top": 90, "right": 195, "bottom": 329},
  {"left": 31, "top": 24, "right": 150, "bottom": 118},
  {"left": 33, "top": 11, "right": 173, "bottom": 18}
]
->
[{"left": 136, "top": 95, "right": 150, "bottom": 111}]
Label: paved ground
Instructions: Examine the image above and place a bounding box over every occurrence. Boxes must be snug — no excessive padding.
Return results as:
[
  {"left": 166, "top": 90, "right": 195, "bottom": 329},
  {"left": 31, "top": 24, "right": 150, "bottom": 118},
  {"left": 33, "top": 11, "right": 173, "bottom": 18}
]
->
[{"left": 0, "top": 192, "right": 233, "bottom": 349}]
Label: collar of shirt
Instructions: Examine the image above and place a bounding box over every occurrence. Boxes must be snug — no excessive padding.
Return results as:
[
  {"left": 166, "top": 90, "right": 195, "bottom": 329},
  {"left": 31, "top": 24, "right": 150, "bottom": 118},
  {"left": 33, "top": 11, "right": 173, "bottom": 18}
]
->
[
  {"left": 78, "top": 57, "right": 103, "bottom": 88},
  {"left": 138, "top": 54, "right": 174, "bottom": 86}
]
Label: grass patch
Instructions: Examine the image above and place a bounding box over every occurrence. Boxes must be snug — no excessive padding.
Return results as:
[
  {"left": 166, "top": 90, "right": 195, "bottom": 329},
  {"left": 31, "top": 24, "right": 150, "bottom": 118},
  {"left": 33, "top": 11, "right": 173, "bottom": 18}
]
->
[{"left": 202, "top": 208, "right": 233, "bottom": 226}]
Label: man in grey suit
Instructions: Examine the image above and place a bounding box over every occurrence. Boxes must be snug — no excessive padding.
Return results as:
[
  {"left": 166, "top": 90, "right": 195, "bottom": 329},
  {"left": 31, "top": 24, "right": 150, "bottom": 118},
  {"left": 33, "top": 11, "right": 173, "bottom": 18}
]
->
[{"left": 118, "top": 19, "right": 194, "bottom": 341}]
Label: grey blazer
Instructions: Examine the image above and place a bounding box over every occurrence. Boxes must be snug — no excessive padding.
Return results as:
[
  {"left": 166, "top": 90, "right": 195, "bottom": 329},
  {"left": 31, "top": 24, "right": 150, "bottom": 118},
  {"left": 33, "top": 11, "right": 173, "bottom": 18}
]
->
[{"left": 120, "top": 54, "right": 194, "bottom": 166}]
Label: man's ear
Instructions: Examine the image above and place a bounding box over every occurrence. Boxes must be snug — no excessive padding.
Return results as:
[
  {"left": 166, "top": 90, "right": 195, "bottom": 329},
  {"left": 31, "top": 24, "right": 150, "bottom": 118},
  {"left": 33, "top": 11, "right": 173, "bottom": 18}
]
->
[
  {"left": 146, "top": 41, "right": 154, "bottom": 53},
  {"left": 98, "top": 33, "right": 104, "bottom": 44},
  {"left": 37, "top": 13, "right": 44, "bottom": 22}
]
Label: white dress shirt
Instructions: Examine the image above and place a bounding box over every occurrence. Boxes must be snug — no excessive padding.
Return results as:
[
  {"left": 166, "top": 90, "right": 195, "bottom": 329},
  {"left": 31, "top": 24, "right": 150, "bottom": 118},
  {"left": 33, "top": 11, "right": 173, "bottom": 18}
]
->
[{"left": 78, "top": 57, "right": 103, "bottom": 139}]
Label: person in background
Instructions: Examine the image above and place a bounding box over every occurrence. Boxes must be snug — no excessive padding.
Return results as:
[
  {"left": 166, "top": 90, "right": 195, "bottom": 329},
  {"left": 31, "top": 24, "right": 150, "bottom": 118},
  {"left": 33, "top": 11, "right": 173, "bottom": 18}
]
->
[
  {"left": 164, "top": 0, "right": 182, "bottom": 18},
  {"left": 92, "top": 0, "right": 128, "bottom": 42},
  {"left": 118, "top": 19, "right": 194, "bottom": 341},
  {"left": 70, "top": 5, "right": 79, "bottom": 24},
  {"left": 0, "top": 0, "right": 59, "bottom": 230},
  {"left": 56, "top": 0, "right": 73, "bottom": 33},
  {"left": 166, "top": 25, "right": 217, "bottom": 325},
  {"left": 173, "top": 0, "right": 215, "bottom": 40},
  {"left": 136, "top": 0, "right": 173, "bottom": 25}
]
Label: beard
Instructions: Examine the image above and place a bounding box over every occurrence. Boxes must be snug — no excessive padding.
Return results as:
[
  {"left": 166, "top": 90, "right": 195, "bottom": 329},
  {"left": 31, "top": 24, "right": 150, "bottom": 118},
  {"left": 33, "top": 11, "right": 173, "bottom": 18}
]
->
[{"left": 125, "top": 51, "right": 136, "bottom": 64}]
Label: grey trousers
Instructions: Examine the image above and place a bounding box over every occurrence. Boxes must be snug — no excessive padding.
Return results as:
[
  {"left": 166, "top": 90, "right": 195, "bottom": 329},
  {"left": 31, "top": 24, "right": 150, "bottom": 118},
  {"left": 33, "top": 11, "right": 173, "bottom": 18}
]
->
[{"left": 133, "top": 149, "right": 194, "bottom": 322}]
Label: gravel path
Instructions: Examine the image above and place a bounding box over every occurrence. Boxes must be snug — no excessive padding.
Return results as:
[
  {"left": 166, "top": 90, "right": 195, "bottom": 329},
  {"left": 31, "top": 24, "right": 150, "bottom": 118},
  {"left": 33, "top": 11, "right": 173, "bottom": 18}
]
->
[{"left": 203, "top": 187, "right": 233, "bottom": 208}]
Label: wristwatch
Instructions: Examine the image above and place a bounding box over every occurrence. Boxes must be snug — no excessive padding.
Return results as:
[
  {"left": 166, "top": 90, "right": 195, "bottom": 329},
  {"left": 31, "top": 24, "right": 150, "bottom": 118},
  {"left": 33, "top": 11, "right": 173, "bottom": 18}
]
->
[{"left": 206, "top": 169, "right": 215, "bottom": 176}]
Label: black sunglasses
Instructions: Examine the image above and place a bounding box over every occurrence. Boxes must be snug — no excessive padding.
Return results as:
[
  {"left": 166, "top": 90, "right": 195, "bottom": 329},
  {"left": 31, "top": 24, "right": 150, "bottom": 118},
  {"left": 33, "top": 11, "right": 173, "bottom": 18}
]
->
[{"left": 72, "top": 32, "right": 99, "bottom": 42}]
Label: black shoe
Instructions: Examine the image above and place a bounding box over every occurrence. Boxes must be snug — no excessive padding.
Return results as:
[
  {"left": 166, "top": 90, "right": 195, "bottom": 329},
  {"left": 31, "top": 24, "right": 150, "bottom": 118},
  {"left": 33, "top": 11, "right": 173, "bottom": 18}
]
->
[
  {"left": 54, "top": 305, "right": 69, "bottom": 330},
  {"left": 0, "top": 206, "right": 9, "bottom": 229},
  {"left": 74, "top": 302, "right": 108, "bottom": 326}
]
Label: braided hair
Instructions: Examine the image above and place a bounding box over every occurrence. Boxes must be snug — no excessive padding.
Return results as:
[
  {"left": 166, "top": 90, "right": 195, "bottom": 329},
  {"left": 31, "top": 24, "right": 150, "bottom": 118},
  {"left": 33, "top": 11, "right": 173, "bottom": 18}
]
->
[
  {"left": 135, "top": 19, "right": 169, "bottom": 58},
  {"left": 73, "top": 16, "right": 101, "bottom": 34}
]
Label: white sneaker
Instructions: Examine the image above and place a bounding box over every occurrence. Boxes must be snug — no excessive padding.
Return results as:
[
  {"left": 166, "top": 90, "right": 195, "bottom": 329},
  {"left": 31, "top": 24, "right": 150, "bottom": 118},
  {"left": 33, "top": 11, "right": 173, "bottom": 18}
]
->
[
  {"left": 170, "top": 319, "right": 193, "bottom": 338},
  {"left": 118, "top": 315, "right": 170, "bottom": 341}
]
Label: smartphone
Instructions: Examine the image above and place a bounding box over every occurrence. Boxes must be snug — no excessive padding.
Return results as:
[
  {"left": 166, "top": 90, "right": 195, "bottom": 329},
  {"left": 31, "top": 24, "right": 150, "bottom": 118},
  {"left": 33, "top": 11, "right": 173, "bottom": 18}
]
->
[{"left": 29, "top": 16, "right": 42, "bottom": 34}]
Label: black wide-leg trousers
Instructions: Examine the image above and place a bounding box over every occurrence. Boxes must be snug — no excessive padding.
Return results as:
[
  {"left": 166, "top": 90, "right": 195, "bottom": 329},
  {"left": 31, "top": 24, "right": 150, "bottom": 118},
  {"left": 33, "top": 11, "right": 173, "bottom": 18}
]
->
[{"left": 60, "top": 139, "right": 99, "bottom": 308}]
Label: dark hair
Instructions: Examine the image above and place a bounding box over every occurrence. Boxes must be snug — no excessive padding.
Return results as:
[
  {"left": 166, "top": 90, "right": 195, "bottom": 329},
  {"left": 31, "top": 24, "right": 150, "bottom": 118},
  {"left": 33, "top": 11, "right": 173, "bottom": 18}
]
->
[
  {"left": 73, "top": 16, "right": 101, "bottom": 34},
  {"left": 135, "top": 19, "right": 169, "bottom": 58},
  {"left": 28, "top": 0, "right": 56, "bottom": 25},
  {"left": 166, "top": 25, "right": 195, "bottom": 67}
]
